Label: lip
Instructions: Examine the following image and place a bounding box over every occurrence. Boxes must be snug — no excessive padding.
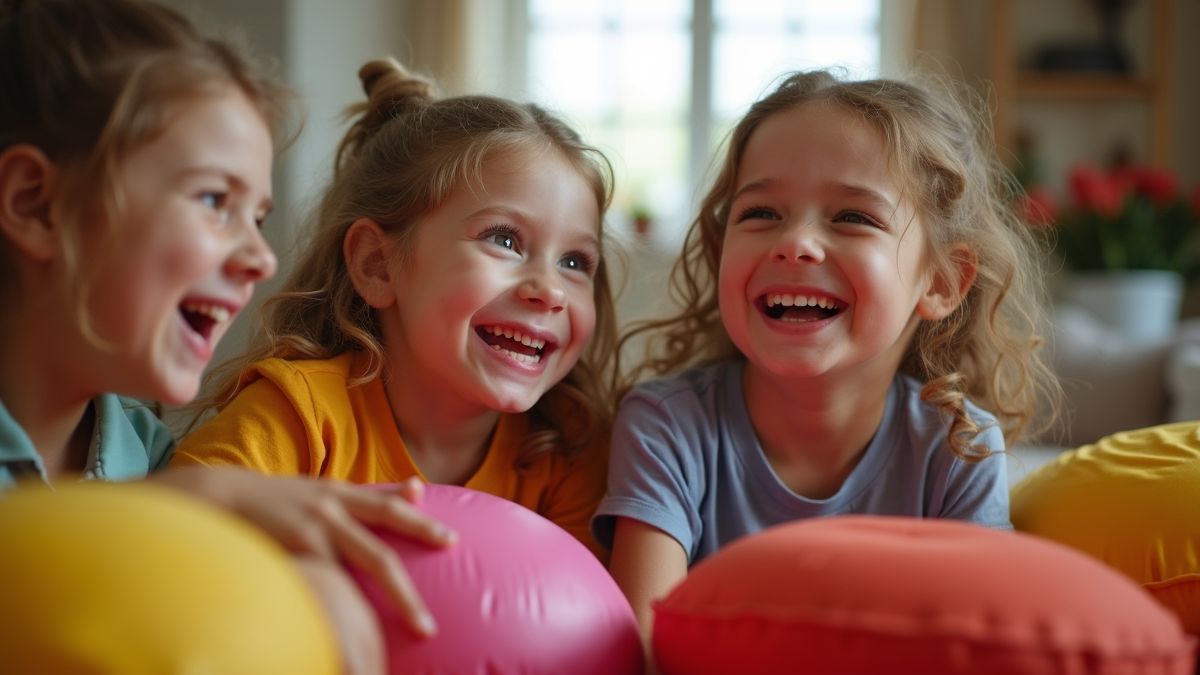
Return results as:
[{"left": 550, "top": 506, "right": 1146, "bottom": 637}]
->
[
  {"left": 176, "top": 311, "right": 215, "bottom": 362},
  {"left": 177, "top": 294, "right": 244, "bottom": 360},
  {"left": 472, "top": 320, "right": 561, "bottom": 374},
  {"left": 752, "top": 284, "right": 845, "bottom": 306},
  {"left": 752, "top": 284, "right": 846, "bottom": 333}
]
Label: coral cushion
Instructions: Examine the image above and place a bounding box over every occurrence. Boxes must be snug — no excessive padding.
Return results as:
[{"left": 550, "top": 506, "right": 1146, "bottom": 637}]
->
[
  {"left": 652, "top": 516, "right": 1193, "bottom": 675},
  {"left": 1012, "top": 421, "right": 1200, "bottom": 634}
]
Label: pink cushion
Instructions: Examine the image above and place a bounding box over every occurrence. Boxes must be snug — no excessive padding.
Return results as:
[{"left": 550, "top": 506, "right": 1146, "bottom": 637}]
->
[{"left": 653, "top": 516, "right": 1194, "bottom": 675}]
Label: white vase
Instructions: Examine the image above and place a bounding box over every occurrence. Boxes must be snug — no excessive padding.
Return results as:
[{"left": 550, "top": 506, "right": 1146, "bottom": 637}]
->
[{"left": 1057, "top": 270, "right": 1185, "bottom": 344}]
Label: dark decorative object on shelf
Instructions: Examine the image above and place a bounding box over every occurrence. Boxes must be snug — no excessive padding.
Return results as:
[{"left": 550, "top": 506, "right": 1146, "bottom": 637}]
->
[{"left": 1030, "top": 0, "right": 1132, "bottom": 73}]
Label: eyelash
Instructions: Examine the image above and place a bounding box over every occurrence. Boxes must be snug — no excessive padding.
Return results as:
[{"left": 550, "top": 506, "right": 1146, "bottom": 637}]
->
[
  {"left": 560, "top": 251, "right": 596, "bottom": 275},
  {"left": 836, "top": 210, "right": 885, "bottom": 229},
  {"left": 734, "top": 205, "right": 885, "bottom": 230},
  {"left": 484, "top": 224, "right": 521, "bottom": 251},
  {"left": 736, "top": 206, "right": 779, "bottom": 222}
]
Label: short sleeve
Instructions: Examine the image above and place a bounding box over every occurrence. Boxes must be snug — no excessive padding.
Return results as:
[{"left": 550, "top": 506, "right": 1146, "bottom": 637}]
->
[
  {"left": 591, "top": 392, "right": 704, "bottom": 558},
  {"left": 171, "top": 379, "right": 313, "bottom": 476},
  {"left": 538, "top": 436, "right": 611, "bottom": 563},
  {"left": 939, "top": 424, "right": 1011, "bottom": 529}
]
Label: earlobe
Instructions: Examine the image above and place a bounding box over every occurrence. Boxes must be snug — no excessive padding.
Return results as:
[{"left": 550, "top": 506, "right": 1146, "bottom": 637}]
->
[
  {"left": 917, "top": 243, "right": 978, "bottom": 321},
  {"left": 344, "top": 217, "right": 397, "bottom": 309},
  {"left": 0, "top": 145, "right": 60, "bottom": 262}
]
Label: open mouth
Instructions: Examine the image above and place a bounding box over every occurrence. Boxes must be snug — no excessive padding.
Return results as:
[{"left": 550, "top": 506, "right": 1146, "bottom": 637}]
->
[
  {"left": 475, "top": 325, "right": 554, "bottom": 365},
  {"left": 179, "top": 301, "right": 231, "bottom": 342},
  {"left": 759, "top": 293, "right": 844, "bottom": 323}
]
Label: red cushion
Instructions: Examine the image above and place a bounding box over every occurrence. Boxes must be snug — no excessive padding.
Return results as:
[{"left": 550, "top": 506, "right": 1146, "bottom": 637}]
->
[{"left": 653, "top": 516, "right": 1194, "bottom": 675}]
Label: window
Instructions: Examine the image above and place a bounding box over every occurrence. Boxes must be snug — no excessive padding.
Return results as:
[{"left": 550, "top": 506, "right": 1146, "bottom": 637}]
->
[{"left": 524, "top": 0, "right": 880, "bottom": 240}]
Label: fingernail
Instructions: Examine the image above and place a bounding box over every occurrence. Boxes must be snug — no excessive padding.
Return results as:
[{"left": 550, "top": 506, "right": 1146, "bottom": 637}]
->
[
  {"left": 417, "top": 613, "right": 437, "bottom": 636},
  {"left": 435, "top": 526, "right": 457, "bottom": 543}
]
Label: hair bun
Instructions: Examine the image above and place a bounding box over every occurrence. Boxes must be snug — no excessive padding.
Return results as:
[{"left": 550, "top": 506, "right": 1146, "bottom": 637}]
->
[
  {"left": 356, "top": 57, "right": 434, "bottom": 135},
  {"left": 359, "top": 57, "right": 434, "bottom": 106},
  {"left": 337, "top": 57, "right": 435, "bottom": 172}
]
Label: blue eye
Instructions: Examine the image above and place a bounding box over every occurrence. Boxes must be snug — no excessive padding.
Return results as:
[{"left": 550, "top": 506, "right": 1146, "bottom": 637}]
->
[
  {"left": 483, "top": 225, "right": 521, "bottom": 253},
  {"left": 199, "top": 192, "right": 232, "bottom": 224},
  {"left": 490, "top": 232, "right": 516, "bottom": 250},
  {"left": 559, "top": 252, "right": 596, "bottom": 275}
]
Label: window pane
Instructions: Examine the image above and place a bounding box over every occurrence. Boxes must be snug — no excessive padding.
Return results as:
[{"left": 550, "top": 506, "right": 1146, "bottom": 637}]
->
[
  {"left": 713, "top": 0, "right": 880, "bottom": 125},
  {"left": 527, "top": 0, "right": 881, "bottom": 240},
  {"left": 527, "top": 1, "right": 692, "bottom": 233}
]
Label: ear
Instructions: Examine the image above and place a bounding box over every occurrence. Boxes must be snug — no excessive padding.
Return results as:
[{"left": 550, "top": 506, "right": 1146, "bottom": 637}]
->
[
  {"left": 343, "top": 217, "right": 397, "bottom": 309},
  {"left": 917, "top": 242, "right": 978, "bottom": 321},
  {"left": 0, "top": 144, "right": 60, "bottom": 262}
]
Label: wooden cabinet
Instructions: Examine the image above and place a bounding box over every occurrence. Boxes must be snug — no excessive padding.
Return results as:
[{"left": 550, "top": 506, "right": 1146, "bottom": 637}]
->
[{"left": 987, "top": 0, "right": 1176, "bottom": 169}]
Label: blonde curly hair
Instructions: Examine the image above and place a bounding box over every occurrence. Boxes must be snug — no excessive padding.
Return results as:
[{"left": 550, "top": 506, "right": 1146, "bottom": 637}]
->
[{"left": 618, "top": 70, "right": 1061, "bottom": 459}]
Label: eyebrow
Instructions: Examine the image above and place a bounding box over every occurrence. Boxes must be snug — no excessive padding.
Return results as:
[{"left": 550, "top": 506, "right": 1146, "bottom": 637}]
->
[
  {"left": 731, "top": 178, "right": 772, "bottom": 202},
  {"left": 834, "top": 183, "right": 896, "bottom": 210},
  {"left": 731, "top": 178, "right": 896, "bottom": 211},
  {"left": 471, "top": 206, "right": 601, "bottom": 250}
]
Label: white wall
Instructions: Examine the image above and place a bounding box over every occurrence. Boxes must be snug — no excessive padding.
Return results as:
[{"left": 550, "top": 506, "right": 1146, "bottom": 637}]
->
[{"left": 162, "top": 0, "right": 413, "bottom": 374}]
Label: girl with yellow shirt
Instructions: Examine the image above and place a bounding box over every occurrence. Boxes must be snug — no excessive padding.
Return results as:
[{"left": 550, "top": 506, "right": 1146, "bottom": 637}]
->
[{"left": 175, "top": 58, "right": 617, "bottom": 563}]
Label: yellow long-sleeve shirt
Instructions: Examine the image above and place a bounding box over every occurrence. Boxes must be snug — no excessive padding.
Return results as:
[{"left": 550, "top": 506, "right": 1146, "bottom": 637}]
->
[{"left": 172, "top": 352, "right": 608, "bottom": 560}]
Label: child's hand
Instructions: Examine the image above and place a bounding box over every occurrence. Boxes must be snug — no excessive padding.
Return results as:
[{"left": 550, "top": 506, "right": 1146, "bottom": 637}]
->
[
  {"left": 294, "top": 556, "right": 387, "bottom": 675},
  {"left": 153, "top": 467, "right": 453, "bottom": 637}
]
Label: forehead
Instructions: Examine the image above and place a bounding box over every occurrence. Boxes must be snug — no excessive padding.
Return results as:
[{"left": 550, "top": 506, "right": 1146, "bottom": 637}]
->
[
  {"left": 124, "top": 88, "right": 274, "bottom": 183},
  {"left": 740, "top": 102, "right": 894, "bottom": 184}
]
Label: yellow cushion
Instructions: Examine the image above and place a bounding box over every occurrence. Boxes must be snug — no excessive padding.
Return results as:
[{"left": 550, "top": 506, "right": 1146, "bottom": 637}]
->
[
  {"left": 0, "top": 482, "right": 339, "bottom": 675},
  {"left": 1011, "top": 422, "right": 1200, "bottom": 634}
]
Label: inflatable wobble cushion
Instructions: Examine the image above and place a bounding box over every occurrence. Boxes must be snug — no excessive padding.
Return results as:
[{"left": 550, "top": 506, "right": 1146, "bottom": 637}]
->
[
  {"left": 653, "top": 516, "right": 1194, "bottom": 675},
  {"left": 0, "top": 482, "right": 339, "bottom": 675},
  {"left": 1012, "top": 421, "right": 1200, "bottom": 634},
  {"left": 350, "top": 484, "right": 642, "bottom": 675}
]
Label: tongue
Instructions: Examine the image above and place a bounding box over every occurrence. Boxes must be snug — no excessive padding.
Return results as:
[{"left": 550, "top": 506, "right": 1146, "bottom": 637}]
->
[
  {"left": 479, "top": 331, "right": 539, "bottom": 356},
  {"left": 181, "top": 309, "right": 216, "bottom": 338},
  {"left": 775, "top": 306, "right": 829, "bottom": 322}
]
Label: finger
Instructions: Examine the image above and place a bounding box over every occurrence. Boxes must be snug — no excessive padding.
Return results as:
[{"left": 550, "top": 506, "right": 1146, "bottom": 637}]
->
[
  {"left": 316, "top": 504, "right": 438, "bottom": 638},
  {"left": 296, "top": 558, "right": 387, "bottom": 675},
  {"left": 342, "top": 487, "right": 456, "bottom": 548},
  {"left": 395, "top": 476, "right": 425, "bottom": 504}
]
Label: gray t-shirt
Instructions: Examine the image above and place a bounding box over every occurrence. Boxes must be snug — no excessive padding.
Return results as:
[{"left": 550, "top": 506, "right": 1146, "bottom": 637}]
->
[{"left": 592, "top": 360, "right": 1010, "bottom": 564}]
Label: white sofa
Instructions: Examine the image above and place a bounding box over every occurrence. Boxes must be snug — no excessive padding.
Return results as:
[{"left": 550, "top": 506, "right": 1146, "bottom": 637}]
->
[{"left": 1007, "top": 306, "right": 1200, "bottom": 486}]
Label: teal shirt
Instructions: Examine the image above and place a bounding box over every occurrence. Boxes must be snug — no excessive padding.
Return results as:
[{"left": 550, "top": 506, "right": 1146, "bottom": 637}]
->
[{"left": 0, "top": 395, "right": 175, "bottom": 489}]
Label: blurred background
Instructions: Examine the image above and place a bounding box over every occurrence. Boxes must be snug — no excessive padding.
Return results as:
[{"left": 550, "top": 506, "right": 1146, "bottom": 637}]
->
[{"left": 164, "top": 0, "right": 1200, "bottom": 444}]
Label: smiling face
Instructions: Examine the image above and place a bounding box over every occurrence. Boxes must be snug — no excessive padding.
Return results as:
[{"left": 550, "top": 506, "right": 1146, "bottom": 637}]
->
[
  {"left": 374, "top": 146, "right": 600, "bottom": 416},
  {"left": 718, "top": 101, "right": 945, "bottom": 385},
  {"left": 75, "top": 87, "right": 277, "bottom": 404}
]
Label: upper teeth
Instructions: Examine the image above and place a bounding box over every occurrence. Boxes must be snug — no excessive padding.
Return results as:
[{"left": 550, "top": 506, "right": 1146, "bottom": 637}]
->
[
  {"left": 182, "top": 302, "right": 231, "bottom": 323},
  {"left": 767, "top": 294, "right": 835, "bottom": 309},
  {"left": 485, "top": 325, "right": 546, "bottom": 350}
]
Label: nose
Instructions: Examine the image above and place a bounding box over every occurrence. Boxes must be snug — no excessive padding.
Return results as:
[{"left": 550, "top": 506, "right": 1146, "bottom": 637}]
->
[
  {"left": 226, "top": 225, "right": 278, "bottom": 283},
  {"left": 517, "top": 263, "right": 566, "bottom": 313},
  {"left": 770, "top": 219, "right": 825, "bottom": 264}
]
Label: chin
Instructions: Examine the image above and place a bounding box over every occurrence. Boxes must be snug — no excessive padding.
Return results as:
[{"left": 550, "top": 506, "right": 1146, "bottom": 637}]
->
[
  {"left": 151, "top": 377, "right": 202, "bottom": 407},
  {"left": 485, "top": 390, "right": 542, "bottom": 415}
]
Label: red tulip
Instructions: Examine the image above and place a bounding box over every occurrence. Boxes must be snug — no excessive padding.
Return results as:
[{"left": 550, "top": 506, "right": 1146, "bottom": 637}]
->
[
  {"left": 1068, "top": 164, "right": 1125, "bottom": 216},
  {"left": 1131, "top": 166, "right": 1178, "bottom": 206}
]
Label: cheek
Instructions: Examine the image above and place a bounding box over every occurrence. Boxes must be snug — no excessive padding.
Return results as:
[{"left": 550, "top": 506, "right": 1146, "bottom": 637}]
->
[
  {"left": 717, "top": 241, "right": 752, "bottom": 305},
  {"left": 570, "top": 288, "right": 598, "bottom": 346}
]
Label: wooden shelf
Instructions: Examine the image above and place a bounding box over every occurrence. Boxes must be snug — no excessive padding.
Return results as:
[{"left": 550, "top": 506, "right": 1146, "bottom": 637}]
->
[
  {"left": 1016, "top": 73, "right": 1154, "bottom": 101},
  {"left": 989, "top": 0, "right": 1176, "bottom": 167}
]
